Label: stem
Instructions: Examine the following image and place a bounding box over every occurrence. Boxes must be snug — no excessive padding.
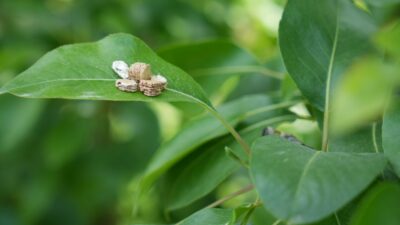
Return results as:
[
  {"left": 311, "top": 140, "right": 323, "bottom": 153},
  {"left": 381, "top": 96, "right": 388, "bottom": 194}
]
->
[
  {"left": 212, "top": 100, "right": 300, "bottom": 156},
  {"left": 167, "top": 88, "right": 299, "bottom": 156},
  {"left": 241, "top": 115, "right": 296, "bottom": 133},
  {"left": 372, "top": 122, "right": 380, "bottom": 153},
  {"left": 322, "top": 18, "right": 340, "bottom": 152},
  {"left": 206, "top": 184, "right": 254, "bottom": 209},
  {"left": 334, "top": 213, "right": 342, "bottom": 225},
  {"left": 240, "top": 199, "right": 261, "bottom": 225},
  {"left": 166, "top": 88, "right": 252, "bottom": 155},
  {"left": 243, "top": 100, "right": 300, "bottom": 118},
  {"left": 206, "top": 107, "right": 252, "bottom": 155},
  {"left": 272, "top": 220, "right": 282, "bottom": 225}
]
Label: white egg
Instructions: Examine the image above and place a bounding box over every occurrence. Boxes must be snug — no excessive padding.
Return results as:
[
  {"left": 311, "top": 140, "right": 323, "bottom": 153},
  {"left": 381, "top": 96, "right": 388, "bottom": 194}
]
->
[{"left": 112, "top": 60, "right": 129, "bottom": 79}]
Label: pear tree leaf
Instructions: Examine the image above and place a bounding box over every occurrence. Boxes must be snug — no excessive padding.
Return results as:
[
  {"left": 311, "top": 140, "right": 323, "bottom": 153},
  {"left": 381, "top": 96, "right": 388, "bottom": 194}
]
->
[
  {"left": 279, "top": 0, "right": 376, "bottom": 110},
  {"left": 382, "top": 96, "right": 400, "bottom": 177},
  {"left": 0, "top": 33, "right": 211, "bottom": 107},
  {"left": 250, "top": 136, "right": 386, "bottom": 224},
  {"left": 177, "top": 208, "right": 233, "bottom": 225}
]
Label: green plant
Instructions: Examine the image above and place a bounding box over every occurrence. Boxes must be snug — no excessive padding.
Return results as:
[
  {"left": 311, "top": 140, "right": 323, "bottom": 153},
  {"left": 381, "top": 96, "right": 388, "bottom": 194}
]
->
[{"left": 1, "top": 0, "right": 400, "bottom": 224}]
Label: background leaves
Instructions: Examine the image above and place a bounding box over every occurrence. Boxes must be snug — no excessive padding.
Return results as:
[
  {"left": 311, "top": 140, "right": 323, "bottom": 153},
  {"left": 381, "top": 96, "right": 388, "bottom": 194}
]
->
[
  {"left": 140, "top": 95, "right": 283, "bottom": 190},
  {"left": 350, "top": 182, "right": 400, "bottom": 225}
]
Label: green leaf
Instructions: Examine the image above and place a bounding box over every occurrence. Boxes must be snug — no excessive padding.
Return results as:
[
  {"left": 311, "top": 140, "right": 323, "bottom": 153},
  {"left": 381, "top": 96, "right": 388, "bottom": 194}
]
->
[
  {"left": 280, "top": 74, "right": 300, "bottom": 101},
  {"left": 251, "top": 207, "right": 278, "bottom": 225},
  {"left": 331, "top": 57, "right": 397, "bottom": 134},
  {"left": 250, "top": 136, "right": 386, "bottom": 224},
  {"left": 330, "top": 125, "right": 382, "bottom": 153},
  {"left": 166, "top": 123, "right": 291, "bottom": 211},
  {"left": 279, "top": 0, "right": 376, "bottom": 110},
  {"left": 350, "top": 182, "right": 400, "bottom": 225},
  {"left": 383, "top": 96, "right": 400, "bottom": 177},
  {"left": 1, "top": 33, "right": 211, "bottom": 107},
  {"left": 141, "top": 95, "right": 276, "bottom": 189},
  {"left": 166, "top": 138, "right": 239, "bottom": 211},
  {"left": 177, "top": 205, "right": 253, "bottom": 225},
  {"left": 177, "top": 208, "right": 233, "bottom": 225}
]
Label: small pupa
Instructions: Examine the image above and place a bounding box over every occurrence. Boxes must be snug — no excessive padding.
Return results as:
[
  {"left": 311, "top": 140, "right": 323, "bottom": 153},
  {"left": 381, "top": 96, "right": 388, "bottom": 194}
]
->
[
  {"left": 128, "top": 63, "right": 152, "bottom": 81},
  {"left": 115, "top": 79, "right": 138, "bottom": 92},
  {"left": 139, "top": 75, "right": 168, "bottom": 96},
  {"left": 111, "top": 60, "right": 129, "bottom": 79}
]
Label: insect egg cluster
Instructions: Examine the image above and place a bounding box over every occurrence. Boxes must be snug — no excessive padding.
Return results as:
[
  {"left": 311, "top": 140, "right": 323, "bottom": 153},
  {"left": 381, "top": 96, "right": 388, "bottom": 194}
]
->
[{"left": 112, "top": 60, "right": 167, "bottom": 96}]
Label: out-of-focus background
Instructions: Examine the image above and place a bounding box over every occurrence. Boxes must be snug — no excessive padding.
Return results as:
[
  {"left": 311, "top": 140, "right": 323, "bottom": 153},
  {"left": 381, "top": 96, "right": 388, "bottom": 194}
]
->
[{"left": 0, "top": 0, "right": 286, "bottom": 224}]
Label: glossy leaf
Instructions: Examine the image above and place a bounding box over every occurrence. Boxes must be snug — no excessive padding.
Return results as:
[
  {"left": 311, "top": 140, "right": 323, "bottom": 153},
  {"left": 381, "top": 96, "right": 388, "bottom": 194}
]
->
[
  {"left": 279, "top": 0, "right": 376, "bottom": 110},
  {"left": 177, "top": 205, "right": 253, "bottom": 225},
  {"left": 350, "top": 182, "right": 400, "bottom": 225},
  {"left": 383, "top": 96, "right": 400, "bottom": 177},
  {"left": 0, "top": 34, "right": 211, "bottom": 107},
  {"left": 250, "top": 136, "right": 386, "bottom": 224},
  {"left": 141, "top": 95, "right": 274, "bottom": 189},
  {"left": 177, "top": 208, "right": 233, "bottom": 225}
]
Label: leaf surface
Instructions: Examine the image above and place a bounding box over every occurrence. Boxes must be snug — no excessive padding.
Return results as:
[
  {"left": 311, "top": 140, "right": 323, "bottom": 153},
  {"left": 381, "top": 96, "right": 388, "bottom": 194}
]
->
[
  {"left": 177, "top": 208, "right": 233, "bottom": 225},
  {"left": 250, "top": 136, "right": 386, "bottom": 224},
  {"left": 166, "top": 137, "right": 239, "bottom": 211},
  {"left": 279, "top": 0, "right": 376, "bottom": 110},
  {"left": 1, "top": 34, "right": 211, "bottom": 107},
  {"left": 383, "top": 96, "right": 400, "bottom": 177},
  {"left": 350, "top": 182, "right": 400, "bottom": 225}
]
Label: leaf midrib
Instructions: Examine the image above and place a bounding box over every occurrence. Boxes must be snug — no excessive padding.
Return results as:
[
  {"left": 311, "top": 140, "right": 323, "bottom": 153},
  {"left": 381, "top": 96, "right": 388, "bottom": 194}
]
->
[
  {"left": 322, "top": 11, "right": 340, "bottom": 151},
  {"left": 289, "top": 151, "right": 322, "bottom": 220},
  {"left": 3, "top": 78, "right": 115, "bottom": 93},
  {"left": 3, "top": 79, "right": 210, "bottom": 108}
]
